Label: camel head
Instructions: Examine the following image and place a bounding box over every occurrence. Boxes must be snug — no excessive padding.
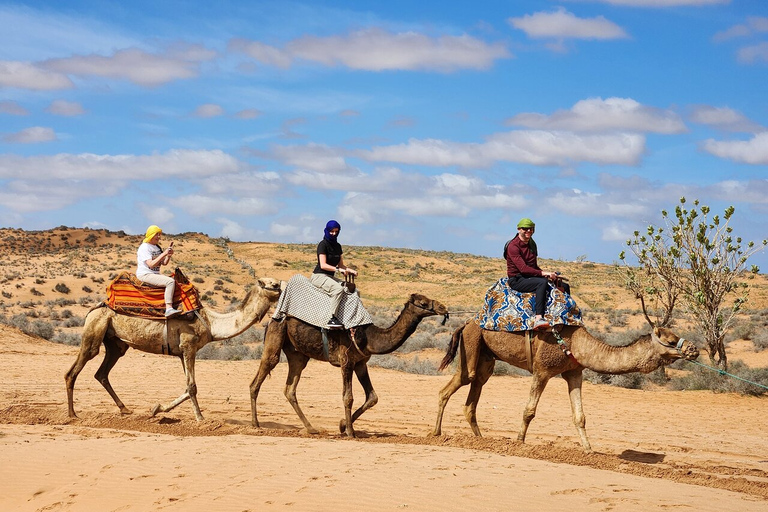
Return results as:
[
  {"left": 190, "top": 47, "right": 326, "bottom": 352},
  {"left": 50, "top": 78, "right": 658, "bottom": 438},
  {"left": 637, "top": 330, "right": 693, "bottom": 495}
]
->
[
  {"left": 407, "top": 293, "right": 449, "bottom": 322},
  {"left": 652, "top": 326, "right": 699, "bottom": 362},
  {"left": 256, "top": 277, "right": 282, "bottom": 303}
]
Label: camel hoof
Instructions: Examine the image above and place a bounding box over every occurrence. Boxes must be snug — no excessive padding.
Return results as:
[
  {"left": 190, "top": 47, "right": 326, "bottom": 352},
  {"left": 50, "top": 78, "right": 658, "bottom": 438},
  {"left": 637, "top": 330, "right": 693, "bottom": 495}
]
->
[
  {"left": 150, "top": 404, "right": 162, "bottom": 417},
  {"left": 119, "top": 407, "right": 133, "bottom": 415},
  {"left": 306, "top": 427, "right": 320, "bottom": 435},
  {"left": 339, "top": 419, "right": 346, "bottom": 433}
]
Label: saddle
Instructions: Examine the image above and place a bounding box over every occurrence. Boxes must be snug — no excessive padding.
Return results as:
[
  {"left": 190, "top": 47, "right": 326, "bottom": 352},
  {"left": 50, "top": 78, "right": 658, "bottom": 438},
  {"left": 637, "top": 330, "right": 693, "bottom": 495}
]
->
[
  {"left": 475, "top": 277, "right": 582, "bottom": 332},
  {"left": 106, "top": 268, "right": 202, "bottom": 319}
]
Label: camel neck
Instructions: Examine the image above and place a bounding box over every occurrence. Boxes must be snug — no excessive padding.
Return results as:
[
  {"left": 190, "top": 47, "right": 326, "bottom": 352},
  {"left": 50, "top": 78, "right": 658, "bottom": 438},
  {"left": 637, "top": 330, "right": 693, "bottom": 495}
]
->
[
  {"left": 569, "top": 331, "right": 664, "bottom": 374},
  {"left": 207, "top": 289, "right": 270, "bottom": 341},
  {"left": 365, "top": 305, "right": 424, "bottom": 355}
]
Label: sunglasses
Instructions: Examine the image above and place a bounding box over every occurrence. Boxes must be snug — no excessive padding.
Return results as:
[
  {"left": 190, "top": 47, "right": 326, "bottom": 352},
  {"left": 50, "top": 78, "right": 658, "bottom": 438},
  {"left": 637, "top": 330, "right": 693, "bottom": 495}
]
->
[{"left": 519, "top": 227, "right": 534, "bottom": 232}]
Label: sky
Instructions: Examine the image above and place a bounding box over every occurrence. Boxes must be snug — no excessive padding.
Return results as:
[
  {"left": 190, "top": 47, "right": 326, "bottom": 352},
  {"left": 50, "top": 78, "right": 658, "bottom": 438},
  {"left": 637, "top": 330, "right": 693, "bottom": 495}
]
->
[{"left": 1, "top": 0, "right": 767, "bottom": 270}]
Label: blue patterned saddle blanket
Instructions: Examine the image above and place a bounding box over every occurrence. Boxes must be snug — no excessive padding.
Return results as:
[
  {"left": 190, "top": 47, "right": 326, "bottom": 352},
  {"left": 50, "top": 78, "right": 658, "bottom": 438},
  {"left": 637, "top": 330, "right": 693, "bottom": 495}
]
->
[{"left": 474, "top": 277, "right": 583, "bottom": 332}]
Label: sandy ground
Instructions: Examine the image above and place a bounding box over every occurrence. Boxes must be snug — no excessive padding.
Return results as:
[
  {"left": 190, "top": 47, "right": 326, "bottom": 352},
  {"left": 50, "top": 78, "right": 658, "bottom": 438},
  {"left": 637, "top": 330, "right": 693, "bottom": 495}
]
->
[{"left": 1, "top": 324, "right": 767, "bottom": 512}]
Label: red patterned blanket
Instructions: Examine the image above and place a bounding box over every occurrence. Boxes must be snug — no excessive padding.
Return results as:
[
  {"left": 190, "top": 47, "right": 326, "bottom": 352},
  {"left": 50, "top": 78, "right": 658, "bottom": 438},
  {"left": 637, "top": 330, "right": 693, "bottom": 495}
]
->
[{"left": 106, "top": 268, "right": 202, "bottom": 319}]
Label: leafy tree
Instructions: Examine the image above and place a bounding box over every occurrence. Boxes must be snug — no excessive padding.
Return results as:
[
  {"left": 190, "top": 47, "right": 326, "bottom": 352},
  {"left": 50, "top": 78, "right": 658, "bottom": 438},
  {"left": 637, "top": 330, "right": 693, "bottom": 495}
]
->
[{"left": 620, "top": 198, "right": 766, "bottom": 368}]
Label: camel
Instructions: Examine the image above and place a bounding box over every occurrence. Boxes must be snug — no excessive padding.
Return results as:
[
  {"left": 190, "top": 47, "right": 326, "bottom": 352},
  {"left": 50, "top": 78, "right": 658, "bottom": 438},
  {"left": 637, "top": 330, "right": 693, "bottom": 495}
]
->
[
  {"left": 66, "top": 278, "right": 282, "bottom": 421},
  {"left": 431, "top": 320, "right": 700, "bottom": 451},
  {"left": 250, "top": 293, "right": 448, "bottom": 437}
]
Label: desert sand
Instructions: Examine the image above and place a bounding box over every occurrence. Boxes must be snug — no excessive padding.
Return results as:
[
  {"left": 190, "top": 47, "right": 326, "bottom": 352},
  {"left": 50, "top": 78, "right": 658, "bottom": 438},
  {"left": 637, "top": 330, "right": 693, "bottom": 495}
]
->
[{"left": 1, "top": 323, "right": 766, "bottom": 512}]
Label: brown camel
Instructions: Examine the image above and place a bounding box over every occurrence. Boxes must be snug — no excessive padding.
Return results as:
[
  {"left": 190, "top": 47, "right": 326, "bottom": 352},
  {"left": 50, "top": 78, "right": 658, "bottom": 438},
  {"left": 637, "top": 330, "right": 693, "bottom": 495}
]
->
[
  {"left": 66, "top": 278, "right": 281, "bottom": 421},
  {"left": 431, "top": 320, "right": 700, "bottom": 451},
  {"left": 250, "top": 293, "right": 448, "bottom": 437}
]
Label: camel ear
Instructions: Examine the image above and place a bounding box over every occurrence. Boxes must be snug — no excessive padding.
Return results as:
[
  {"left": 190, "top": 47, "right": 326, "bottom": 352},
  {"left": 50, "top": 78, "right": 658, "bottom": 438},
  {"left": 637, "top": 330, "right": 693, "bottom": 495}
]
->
[
  {"left": 409, "top": 293, "right": 418, "bottom": 303},
  {"left": 257, "top": 278, "right": 266, "bottom": 289},
  {"left": 652, "top": 326, "right": 661, "bottom": 338}
]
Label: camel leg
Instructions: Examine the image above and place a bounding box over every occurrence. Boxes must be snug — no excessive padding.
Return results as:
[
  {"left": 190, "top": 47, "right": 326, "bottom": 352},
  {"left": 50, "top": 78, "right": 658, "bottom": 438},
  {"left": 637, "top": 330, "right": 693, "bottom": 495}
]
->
[
  {"left": 340, "top": 362, "right": 378, "bottom": 434},
  {"left": 65, "top": 311, "right": 109, "bottom": 418},
  {"left": 562, "top": 368, "right": 592, "bottom": 452},
  {"left": 430, "top": 340, "right": 476, "bottom": 436},
  {"left": 463, "top": 354, "right": 495, "bottom": 437},
  {"left": 282, "top": 349, "right": 317, "bottom": 434},
  {"left": 340, "top": 363, "right": 356, "bottom": 437},
  {"left": 249, "top": 321, "right": 283, "bottom": 428},
  {"left": 461, "top": 322, "right": 482, "bottom": 381},
  {"left": 93, "top": 336, "right": 131, "bottom": 415},
  {"left": 151, "top": 341, "right": 203, "bottom": 421},
  {"left": 518, "top": 371, "right": 551, "bottom": 444}
]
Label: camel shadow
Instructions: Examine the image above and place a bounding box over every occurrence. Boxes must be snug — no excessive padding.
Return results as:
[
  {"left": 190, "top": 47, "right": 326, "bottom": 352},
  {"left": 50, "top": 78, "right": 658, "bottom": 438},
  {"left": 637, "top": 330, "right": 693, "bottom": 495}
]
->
[
  {"left": 619, "top": 450, "right": 666, "bottom": 464},
  {"left": 157, "top": 417, "right": 181, "bottom": 425}
]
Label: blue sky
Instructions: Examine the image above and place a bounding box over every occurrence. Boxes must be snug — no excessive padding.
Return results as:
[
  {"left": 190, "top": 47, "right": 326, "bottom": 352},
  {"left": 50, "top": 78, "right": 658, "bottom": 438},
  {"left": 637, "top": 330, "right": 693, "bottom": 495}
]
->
[{"left": 1, "top": 0, "right": 767, "bottom": 269}]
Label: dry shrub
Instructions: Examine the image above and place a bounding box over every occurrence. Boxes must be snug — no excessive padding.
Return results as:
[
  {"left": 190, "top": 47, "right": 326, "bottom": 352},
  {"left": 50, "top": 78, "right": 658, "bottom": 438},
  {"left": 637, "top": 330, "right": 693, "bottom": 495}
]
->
[{"left": 669, "top": 360, "right": 768, "bottom": 396}]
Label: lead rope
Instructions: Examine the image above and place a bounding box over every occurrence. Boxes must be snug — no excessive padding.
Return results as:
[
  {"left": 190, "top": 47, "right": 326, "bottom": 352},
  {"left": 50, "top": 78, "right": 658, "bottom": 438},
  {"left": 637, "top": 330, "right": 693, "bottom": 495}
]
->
[
  {"left": 685, "top": 359, "right": 768, "bottom": 391},
  {"left": 551, "top": 326, "right": 578, "bottom": 363}
]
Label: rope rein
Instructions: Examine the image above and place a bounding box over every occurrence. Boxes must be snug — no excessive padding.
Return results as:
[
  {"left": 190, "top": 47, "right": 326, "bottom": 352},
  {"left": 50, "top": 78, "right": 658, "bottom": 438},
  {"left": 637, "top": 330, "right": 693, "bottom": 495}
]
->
[{"left": 685, "top": 359, "right": 768, "bottom": 391}]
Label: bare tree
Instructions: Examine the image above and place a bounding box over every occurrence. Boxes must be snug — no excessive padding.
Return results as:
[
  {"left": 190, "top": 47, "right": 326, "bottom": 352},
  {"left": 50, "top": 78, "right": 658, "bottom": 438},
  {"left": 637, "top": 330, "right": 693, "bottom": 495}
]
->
[{"left": 620, "top": 198, "right": 765, "bottom": 368}]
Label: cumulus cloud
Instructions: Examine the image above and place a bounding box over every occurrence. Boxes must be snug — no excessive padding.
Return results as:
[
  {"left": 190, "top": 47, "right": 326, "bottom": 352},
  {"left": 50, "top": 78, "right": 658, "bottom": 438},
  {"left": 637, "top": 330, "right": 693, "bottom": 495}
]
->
[
  {"left": 507, "top": 97, "right": 687, "bottom": 134},
  {"left": 46, "top": 99, "right": 85, "bottom": 116},
  {"left": 0, "top": 149, "right": 242, "bottom": 179},
  {"left": 0, "top": 179, "right": 122, "bottom": 212},
  {"left": 168, "top": 195, "right": 276, "bottom": 216},
  {"left": 0, "top": 100, "right": 28, "bottom": 115},
  {"left": 595, "top": 0, "right": 729, "bottom": 6},
  {"left": 362, "top": 131, "right": 645, "bottom": 168},
  {"left": 714, "top": 16, "right": 768, "bottom": 42},
  {"left": 231, "top": 28, "right": 511, "bottom": 72},
  {"left": 193, "top": 103, "right": 225, "bottom": 118},
  {"left": 235, "top": 108, "right": 262, "bottom": 119},
  {"left": 138, "top": 204, "right": 175, "bottom": 226},
  {"left": 0, "top": 60, "right": 73, "bottom": 90},
  {"left": 3, "top": 126, "right": 57, "bottom": 143},
  {"left": 702, "top": 133, "right": 768, "bottom": 164},
  {"left": 737, "top": 42, "right": 768, "bottom": 64},
  {"left": 508, "top": 8, "right": 628, "bottom": 40},
  {"left": 269, "top": 143, "right": 356, "bottom": 174},
  {"left": 689, "top": 105, "right": 763, "bottom": 132},
  {"left": 43, "top": 47, "right": 213, "bottom": 86},
  {"left": 708, "top": 179, "right": 768, "bottom": 204},
  {"left": 199, "top": 171, "right": 282, "bottom": 197}
]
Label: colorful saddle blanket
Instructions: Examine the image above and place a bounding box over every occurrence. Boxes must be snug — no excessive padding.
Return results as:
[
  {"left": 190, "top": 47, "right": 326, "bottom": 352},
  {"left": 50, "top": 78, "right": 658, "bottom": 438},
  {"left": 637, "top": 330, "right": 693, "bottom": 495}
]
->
[
  {"left": 272, "top": 274, "right": 373, "bottom": 329},
  {"left": 474, "top": 277, "right": 583, "bottom": 332},
  {"left": 106, "top": 268, "right": 202, "bottom": 319}
]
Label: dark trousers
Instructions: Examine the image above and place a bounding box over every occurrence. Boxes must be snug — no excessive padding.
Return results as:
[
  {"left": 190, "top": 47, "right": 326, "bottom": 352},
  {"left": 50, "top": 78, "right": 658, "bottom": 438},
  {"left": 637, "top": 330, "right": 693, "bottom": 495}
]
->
[{"left": 508, "top": 276, "right": 571, "bottom": 316}]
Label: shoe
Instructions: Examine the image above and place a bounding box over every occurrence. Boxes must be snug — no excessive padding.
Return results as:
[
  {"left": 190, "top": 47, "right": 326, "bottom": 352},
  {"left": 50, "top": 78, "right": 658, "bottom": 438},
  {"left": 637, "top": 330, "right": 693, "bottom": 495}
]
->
[
  {"left": 165, "top": 307, "right": 183, "bottom": 318},
  {"left": 532, "top": 318, "right": 549, "bottom": 331},
  {"left": 326, "top": 316, "right": 344, "bottom": 329}
]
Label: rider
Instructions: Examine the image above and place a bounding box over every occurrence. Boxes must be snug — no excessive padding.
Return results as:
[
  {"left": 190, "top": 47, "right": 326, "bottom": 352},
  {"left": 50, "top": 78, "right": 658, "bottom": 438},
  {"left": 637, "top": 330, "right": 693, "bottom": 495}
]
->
[
  {"left": 136, "top": 225, "right": 182, "bottom": 317},
  {"left": 505, "top": 217, "right": 570, "bottom": 330},
  {"left": 310, "top": 220, "right": 358, "bottom": 329}
]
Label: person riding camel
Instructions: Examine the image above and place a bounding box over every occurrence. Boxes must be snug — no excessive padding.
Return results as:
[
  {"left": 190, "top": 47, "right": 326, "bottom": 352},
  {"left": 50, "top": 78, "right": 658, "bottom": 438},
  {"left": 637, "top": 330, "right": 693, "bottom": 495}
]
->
[
  {"left": 505, "top": 217, "right": 570, "bottom": 331},
  {"left": 310, "top": 220, "right": 357, "bottom": 329},
  {"left": 136, "top": 225, "right": 182, "bottom": 318}
]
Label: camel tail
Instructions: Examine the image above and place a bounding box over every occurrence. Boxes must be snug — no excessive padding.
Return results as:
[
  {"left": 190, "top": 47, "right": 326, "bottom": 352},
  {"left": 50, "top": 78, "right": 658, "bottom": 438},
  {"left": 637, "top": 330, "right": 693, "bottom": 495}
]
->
[{"left": 439, "top": 322, "right": 465, "bottom": 371}]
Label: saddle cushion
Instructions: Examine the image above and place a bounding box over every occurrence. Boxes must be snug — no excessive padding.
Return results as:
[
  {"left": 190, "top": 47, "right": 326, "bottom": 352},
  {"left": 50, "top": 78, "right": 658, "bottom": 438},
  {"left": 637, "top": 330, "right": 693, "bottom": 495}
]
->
[
  {"left": 272, "top": 274, "right": 373, "bottom": 328},
  {"left": 106, "top": 268, "right": 202, "bottom": 319},
  {"left": 474, "top": 277, "right": 583, "bottom": 332}
]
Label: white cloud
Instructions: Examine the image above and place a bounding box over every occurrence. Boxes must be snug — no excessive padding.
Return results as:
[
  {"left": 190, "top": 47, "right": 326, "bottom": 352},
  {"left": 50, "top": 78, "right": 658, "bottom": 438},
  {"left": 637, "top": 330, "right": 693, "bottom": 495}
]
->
[
  {"left": 3, "top": 126, "right": 57, "bottom": 143},
  {"left": 46, "top": 99, "right": 85, "bottom": 116},
  {"left": 689, "top": 105, "right": 763, "bottom": 133},
  {"left": 43, "top": 47, "right": 211, "bottom": 87},
  {"left": 508, "top": 8, "right": 628, "bottom": 40},
  {"left": 231, "top": 28, "right": 511, "bottom": 72},
  {"left": 0, "top": 149, "right": 242, "bottom": 179},
  {"left": 0, "top": 60, "right": 73, "bottom": 90},
  {"left": 708, "top": 180, "right": 768, "bottom": 204},
  {"left": 363, "top": 130, "right": 646, "bottom": 167},
  {"left": 0, "top": 100, "right": 28, "bottom": 115},
  {"left": 737, "top": 42, "right": 768, "bottom": 64},
  {"left": 602, "top": 221, "right": 632, "bottom": 242},
  {"left": 168, "top": 195, "right": 276, "bottom": 217},
  {"left": 0, "top": 179, "right": 121, "bottom": 212},
  {"left": 138, "top": 205, "right": 175, "bottom": 226},
  {"left": 193, "top": 103, "right": 225, "bottom": 118},
  {"left": 702, "top": 133, "right": 768, "bottom": 164},
  {"left": 596, "top": 0, "right": 729, "bottom": 6},
  {"left": 199, "top": 171, "right": 282, "bottom": 197},
  {"left": 508, "top": 97, "right": 687, "bottom": 134},
  {"left": 270, "top": 143, "right": 356, "bottom": 174},
  {"left": 714, "top": 16, "right": 768, "bottom": 42},
  {"left": 235, "top": 108, "right": 262, "bottom": 119}
]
